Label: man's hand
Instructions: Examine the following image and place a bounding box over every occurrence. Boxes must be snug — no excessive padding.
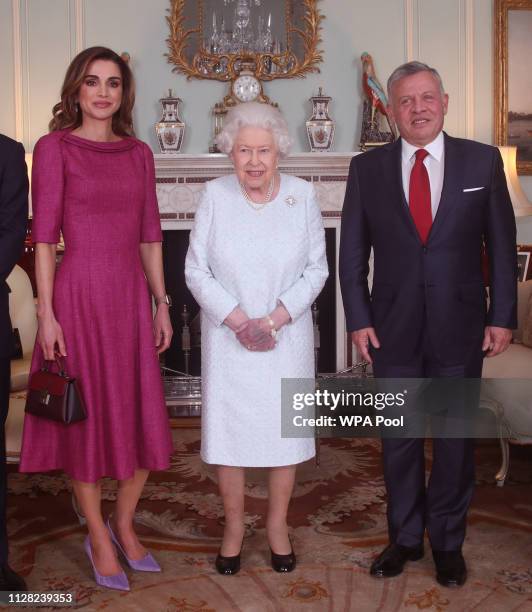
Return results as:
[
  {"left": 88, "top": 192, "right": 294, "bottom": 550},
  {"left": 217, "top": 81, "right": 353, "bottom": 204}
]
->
[
  {"left": 351, "top": 327, "right": 380, "bottom": 363},
  {"left": 482, "top": 326, "right": 512, "bottom": 357}
]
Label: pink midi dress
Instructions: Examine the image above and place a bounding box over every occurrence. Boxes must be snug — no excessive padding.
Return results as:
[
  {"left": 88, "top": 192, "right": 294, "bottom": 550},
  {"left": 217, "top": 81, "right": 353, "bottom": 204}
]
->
[{"left": 19, "top": 130, "right": 173, "bottom": 482}]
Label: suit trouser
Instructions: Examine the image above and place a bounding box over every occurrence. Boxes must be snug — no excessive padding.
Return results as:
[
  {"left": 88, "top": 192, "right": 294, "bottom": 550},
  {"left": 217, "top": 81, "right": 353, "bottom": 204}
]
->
[
  {"left": 0, "top": 358, "right": 10, "bottom": 563},
  {"left": 372, "top": 341, "right": 482, "bottom": 552}
]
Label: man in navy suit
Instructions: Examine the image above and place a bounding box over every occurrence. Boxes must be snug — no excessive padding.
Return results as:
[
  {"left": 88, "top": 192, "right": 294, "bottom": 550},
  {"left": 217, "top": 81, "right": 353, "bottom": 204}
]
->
[
  {"left": 0, "top": 134, "right": 28, "bottom": 590},
  {"left": 339, "top": 62, "right": 517, "bottom": 587}
]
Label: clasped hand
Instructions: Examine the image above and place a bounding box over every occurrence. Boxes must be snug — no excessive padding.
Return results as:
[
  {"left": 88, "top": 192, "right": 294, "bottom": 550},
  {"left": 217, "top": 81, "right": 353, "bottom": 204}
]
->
[{"left": 236, "top": 318, "right": 276, "bottom": 352}]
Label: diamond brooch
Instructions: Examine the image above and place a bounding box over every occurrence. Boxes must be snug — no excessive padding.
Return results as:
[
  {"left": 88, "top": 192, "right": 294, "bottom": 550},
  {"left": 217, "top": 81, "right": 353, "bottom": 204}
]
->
[{"left": 285, "top": 196, "right": 296, "bottom": 207}]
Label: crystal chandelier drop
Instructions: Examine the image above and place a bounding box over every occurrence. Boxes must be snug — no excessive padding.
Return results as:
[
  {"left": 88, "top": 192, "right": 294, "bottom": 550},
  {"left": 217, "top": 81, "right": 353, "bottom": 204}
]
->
[{"left": 207, "top": 0, "right": 280, "bottom": 57}]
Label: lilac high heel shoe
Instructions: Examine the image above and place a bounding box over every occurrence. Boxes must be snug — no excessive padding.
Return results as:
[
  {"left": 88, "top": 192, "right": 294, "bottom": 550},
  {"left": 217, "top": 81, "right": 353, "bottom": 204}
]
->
[
  {"left": 83, "top": 536, "right": 130, "bottom": 591},
  {"left": 107, "top": 519, "right": 162, "bottom": 572}
]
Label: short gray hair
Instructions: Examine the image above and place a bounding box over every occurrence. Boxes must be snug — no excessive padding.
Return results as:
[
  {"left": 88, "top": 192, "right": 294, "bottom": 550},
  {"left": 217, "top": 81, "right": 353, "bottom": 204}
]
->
[
  {"left": 387, "top": 61, "right": 445, "bottom": 98},
  {"left": 216, "top": 102, "right": 292, "bottom": 157}
]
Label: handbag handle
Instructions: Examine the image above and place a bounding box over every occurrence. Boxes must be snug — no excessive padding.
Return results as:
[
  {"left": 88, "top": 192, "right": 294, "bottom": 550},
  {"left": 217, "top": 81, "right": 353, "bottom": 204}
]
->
[{"left": 42, "top": 353, "right": 67, "bottom": 377}]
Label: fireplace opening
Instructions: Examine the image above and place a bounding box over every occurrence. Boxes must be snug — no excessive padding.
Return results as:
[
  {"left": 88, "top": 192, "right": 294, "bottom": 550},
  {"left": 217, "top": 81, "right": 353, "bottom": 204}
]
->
[{"left": 162, "top": 228, "right": 337, "bottom": 375}]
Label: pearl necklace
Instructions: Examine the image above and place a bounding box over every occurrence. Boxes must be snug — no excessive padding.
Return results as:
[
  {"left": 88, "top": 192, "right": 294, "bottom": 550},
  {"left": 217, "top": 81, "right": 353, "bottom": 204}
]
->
[{"left": 240, "top": 177, "right": 275, "bottom": 211}]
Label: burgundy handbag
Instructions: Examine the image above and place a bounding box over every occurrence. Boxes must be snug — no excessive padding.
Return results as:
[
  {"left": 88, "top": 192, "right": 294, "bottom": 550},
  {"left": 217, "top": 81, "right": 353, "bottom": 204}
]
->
[{"left": 25, "top": 356, "right": 87, "bottom": 424}]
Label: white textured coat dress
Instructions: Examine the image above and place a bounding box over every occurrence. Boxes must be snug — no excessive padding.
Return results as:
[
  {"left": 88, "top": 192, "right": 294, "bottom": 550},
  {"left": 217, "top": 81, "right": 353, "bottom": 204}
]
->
[{"left": 185, "top": 173, "right": 328, "bottom": 466}]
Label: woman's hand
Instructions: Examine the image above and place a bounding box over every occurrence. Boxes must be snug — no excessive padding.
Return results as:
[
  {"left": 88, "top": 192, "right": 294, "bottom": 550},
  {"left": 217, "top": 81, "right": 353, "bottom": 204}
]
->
[
  {"left": 154, "top": 304, "right": 173, "bottom": 354},
  {"left": 236, "top": 319, "right": 276, "bottom": 351},
  {"left": 37, "top": 314, "right": 67, "bottom": 360}
]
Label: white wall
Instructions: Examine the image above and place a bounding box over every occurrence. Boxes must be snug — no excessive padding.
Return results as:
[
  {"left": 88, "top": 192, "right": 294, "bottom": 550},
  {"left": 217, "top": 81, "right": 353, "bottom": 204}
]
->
[{"left": 1, "top": 0, "right": 531, "bottom": 239}]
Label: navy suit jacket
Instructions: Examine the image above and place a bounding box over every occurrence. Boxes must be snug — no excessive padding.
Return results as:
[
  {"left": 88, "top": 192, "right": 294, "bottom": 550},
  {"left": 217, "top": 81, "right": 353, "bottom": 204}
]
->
[
  {"left": 0, "top": 135, "right": 28, "bottom": 360},
  {"left": 339, "top": 133, "right": 517, "bottom": 367}
]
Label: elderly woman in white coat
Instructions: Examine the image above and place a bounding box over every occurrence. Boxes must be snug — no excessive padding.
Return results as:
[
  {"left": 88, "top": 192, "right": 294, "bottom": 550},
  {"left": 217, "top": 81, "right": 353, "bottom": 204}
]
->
[{"left": 185, "top": 102, "right": 328, "bottom": 575}]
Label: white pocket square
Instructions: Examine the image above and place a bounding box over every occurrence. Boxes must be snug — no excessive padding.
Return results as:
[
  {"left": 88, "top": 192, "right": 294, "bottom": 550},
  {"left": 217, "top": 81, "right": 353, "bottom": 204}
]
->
[{"left": 463, "top": 187, "right": 485, "bottom": 192}]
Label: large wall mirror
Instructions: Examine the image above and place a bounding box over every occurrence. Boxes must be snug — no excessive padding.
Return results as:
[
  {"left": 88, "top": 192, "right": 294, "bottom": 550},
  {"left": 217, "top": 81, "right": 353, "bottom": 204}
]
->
[{"left": 166, "top": 0, "right": 324, "bottom": 82}]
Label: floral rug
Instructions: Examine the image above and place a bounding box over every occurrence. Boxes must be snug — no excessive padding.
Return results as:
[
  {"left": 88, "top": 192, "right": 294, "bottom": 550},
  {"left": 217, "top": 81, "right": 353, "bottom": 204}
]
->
[{"left": 5, "top": 431, "right": 532, "bottom": 611}]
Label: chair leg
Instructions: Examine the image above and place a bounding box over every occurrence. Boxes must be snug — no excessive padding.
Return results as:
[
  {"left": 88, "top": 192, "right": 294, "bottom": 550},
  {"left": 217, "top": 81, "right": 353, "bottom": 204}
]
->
[{"left": 495, "top": 436, "right": 510, "bottom": 487}]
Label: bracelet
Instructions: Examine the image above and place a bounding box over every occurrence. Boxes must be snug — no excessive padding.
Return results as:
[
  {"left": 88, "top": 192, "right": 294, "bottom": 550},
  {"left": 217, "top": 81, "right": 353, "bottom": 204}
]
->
[{"left": 265, "top": 315, "right": 277, "bottom": 339}]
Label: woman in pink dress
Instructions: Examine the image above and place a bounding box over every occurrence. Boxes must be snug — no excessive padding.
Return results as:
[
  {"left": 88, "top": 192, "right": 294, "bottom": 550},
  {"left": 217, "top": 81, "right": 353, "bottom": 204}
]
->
[{"left": 19, "top": 47, "right": 174, "bottom": 591}]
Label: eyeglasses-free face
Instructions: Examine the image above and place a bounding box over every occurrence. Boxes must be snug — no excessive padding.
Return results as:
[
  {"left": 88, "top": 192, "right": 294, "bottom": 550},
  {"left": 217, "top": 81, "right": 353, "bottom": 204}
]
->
[
  {"left": 77, "top": 59, "right": 123, "bottom": 125},
  {"left": 231, "top": 126, "right": 279, "bottom": 199},
  {"left": 388, "top": 70, "right": 449, "bottom": 148}
]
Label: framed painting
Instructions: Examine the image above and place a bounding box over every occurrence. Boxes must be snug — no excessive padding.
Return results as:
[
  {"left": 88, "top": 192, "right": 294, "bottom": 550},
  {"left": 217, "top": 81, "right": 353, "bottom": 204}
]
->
[{"left": 495, "top": 0, "right": 532, "bottom": 175}]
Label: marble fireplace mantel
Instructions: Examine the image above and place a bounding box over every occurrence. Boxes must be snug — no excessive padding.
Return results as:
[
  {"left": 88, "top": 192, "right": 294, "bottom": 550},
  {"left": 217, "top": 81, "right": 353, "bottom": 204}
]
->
[
  {"left": 154, "top": 152, "right": 360, "bottom": 370},
  {"left": 155, "top": 152, "right": 358, "bottom": 228}
]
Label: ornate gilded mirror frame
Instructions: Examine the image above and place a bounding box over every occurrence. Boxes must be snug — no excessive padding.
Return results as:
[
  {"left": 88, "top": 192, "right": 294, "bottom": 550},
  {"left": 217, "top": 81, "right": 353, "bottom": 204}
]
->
[
  {"left": 494, "top": 0, "right": 532, "bottom": 175},
  {"left": 166, "top": 0, "right": 324, "bottom": 82}
]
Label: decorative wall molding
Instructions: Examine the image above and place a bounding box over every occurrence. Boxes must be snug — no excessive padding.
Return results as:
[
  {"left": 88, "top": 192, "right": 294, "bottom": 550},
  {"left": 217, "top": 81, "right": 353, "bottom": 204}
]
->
[
  {"left": 458, "top": 0, "right": 465, "bottom": 136},
  {"left": 21, "top": 0, "right": 31, "bottom": 147},
  {"left": 10, "top": 0, "right": 85, "bottom": 147},
  {"left": 415, "top": 0, "right": 421, "bottom": 59},
  {"left": 68, "top": 0, "right": 85, "bottom": 60},
  {"left": 404, "top": 0, "right": 415, "bottom": 61},
  {"left": 404, "top": 0, "right": 422, "bottom": 62},
  {"left": 73, "top": 0, "right": 84, "bottom": 55},
  {"left": 464, "top": 0, "right": 475, "bottom": 139},
  {"left": 11, "top": 0, "right": 23, "bottom": 142},
  {"left": 458, "top": 0, "right": 475, "bottom": 139}
]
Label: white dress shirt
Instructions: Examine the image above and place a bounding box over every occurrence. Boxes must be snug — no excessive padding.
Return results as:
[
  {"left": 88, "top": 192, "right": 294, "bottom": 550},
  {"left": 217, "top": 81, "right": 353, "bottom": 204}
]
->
[{"left": 401, "top": 131, "right": 445, "bottom": 220}]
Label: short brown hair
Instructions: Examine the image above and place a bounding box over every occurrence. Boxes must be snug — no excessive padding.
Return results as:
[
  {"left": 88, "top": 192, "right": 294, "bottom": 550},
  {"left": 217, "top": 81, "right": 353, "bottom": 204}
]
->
[
  {"left": 387, "top": 61, "right": 445, "bottom": 99},
  {"left": 49, "top": 46, "right": 135, "bottom": 136}
]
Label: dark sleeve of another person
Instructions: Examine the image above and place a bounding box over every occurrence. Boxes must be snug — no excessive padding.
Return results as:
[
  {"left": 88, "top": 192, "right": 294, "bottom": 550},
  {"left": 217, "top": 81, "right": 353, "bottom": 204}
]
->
[{"left": 0, "top": 140, "right": 28, "bottom": 284}]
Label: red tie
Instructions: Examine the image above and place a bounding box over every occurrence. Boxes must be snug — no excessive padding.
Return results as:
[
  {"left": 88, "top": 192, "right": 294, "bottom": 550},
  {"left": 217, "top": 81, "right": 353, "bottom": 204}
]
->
[{"left": 409, "top": 149, "right": 432, "bottom": 244}]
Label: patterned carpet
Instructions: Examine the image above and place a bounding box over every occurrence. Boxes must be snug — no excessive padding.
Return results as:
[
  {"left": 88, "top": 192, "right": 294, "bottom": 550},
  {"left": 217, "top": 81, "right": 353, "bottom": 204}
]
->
[{"left": 5, "top": 430, "right": 532, "bottom": 611}]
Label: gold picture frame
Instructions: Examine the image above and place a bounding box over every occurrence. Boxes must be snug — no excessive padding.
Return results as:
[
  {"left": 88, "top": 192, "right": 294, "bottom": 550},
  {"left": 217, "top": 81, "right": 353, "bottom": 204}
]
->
[
  {"left": 165, "top": 0, "right": 324, "bottom": 83},
  {"left": 495, "top": 0, "right": 532, "bottom": 175}
]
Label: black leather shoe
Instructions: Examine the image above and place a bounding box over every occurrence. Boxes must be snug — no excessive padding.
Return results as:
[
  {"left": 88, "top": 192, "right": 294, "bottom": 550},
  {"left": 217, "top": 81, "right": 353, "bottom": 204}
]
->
[
  {"left": 370, "top": 543, "right": 424, "bottom": 578},
  {"left": 215, "top": 550, "right": 241, "bottom": 575},
  {"left": 433, "top": 550, "right": 467, "bottom": 587},
  {"left": 0, "top": 564, "right": 27, "bottom": 590},
  {"left": 270, "top": 542, "right": 296, "bottom": 573}
]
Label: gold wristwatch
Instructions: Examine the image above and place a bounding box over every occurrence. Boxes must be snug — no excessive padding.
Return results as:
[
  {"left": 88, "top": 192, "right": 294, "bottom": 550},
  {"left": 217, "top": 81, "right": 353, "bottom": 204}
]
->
[{"left": 155, "top": 294, "right": 172, "bottom": 307}]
